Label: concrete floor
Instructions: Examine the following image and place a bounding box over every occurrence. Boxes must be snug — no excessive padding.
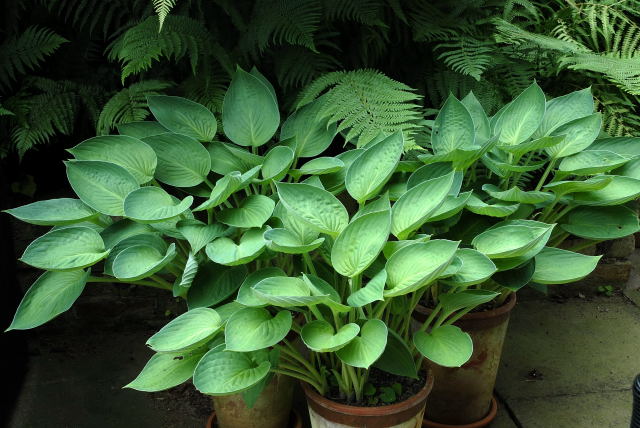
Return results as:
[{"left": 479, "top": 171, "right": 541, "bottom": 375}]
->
[{"left": 8, "top": 261, "right": 640, "bottom": 427}]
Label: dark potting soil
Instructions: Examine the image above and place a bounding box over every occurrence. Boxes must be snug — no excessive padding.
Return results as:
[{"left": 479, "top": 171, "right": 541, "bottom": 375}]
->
[{"left": 326, "top": 368, "right": 426, "bottom": 407}]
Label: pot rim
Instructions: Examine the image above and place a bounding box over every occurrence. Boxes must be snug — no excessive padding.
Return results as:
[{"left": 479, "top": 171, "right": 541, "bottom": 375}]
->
[
  {"left": 301, "top": 368, "right": 434, "bottom": 418},
  {"left": 414, "top": 292, "right": 517, "bottom": 322}
]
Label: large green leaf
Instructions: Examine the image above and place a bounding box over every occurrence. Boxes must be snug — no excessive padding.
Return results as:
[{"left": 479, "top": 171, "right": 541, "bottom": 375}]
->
[
  {"left": 207, "top": 142, "right": 263, "bottom": 175},
  {"left": 546, "top": 113, "right": 602, "bottom": 158},
  {"left": 111, "top": 243, "right": 176, "bottom": 281},
  {"left": 532, "top": 247, "right": 600, "bottom": 284},
  {"left": 251, "top": 276, "right": 326, "bottom": 307},
  {"left": 442, "top": 249, "right": 496, "bottom": 287},
  {"left": 118, "top": 121, "right": 168, "bottom": 139},
  {"left": 147, "top": 95, "right": 217, "bottom": 142},
  {"left": 544, "top": 176, "right": 613, "bottom": 196},
  {"left": 205, "top": 227, "right": 267, "bottom": 266},
  {"left": 493, "top": 82, "right": 546, "bottom": 145},
  {"left": 147, "top": 308, "right": 222, "bottom": 352},
  {"left": 497, "top": 135, "right": 565, "bottom": 158},
  {"left": 260, "top": 146, "right": 294, "bottom": 182},
  {"left": 427, "top": 192, "right": 472, "bottom": 222},
  {"left": 493, "top": 258, "right": 535, "bottom": 291},
  {"left": 589, "top": 137, "right": 640, "bottom": 158},
  {"left": 391, "top": 172, "right": 453, "bottom": 239},
  {"left": 66, "top": 160, "right": 139, "bottom": 216},
  {"left": 414, "top": 325, "right": 472, "bottom": 367},
  {"left": 124, "top": 187, "right": 192, "bottom": 222},
  {"left": 68, "top": 135, "right": 157, "bottom": 184},
  {"left": 143, "top": 133, "right": 211, "bottom": 187},
  {"left": 4, "top": 198, "right": 98, "bottom": 226},
  {"left": 472, "top": 224, "right": 553, "bottom": 259},
  {"left": 373, "top": 329, "right": 418, "bottom": 379},
  {"left": 100, "top": 220, "right": 154, "bottom": 249},
  {"left": 296, "top": 157, "right": 344, "bottom": 176},
  {"left": 320, "top": 149, "right": 364, "bottom": 193},
  {"left": 482, "top": 184, "right": 554, "bottom": 204},
  {"left": 303, "top": 274, "right": 350, "bottom": 313},
  {"left": 225, "top": 308, "right": 291, "bottom": 352},
  {"left": 264, "top": 227, "right": 324, "bottom": 254},
  {"left": 175, "top": 252, "right": 198, "bottom": 297},
  {"left": 236, "top": 268, "right": 286, "bottom": 307},
  {"left": 103, "top": 233, "right": 166, "bottom": 276},
  {"left": 465, "top": 194, "right": 520, "bottom": 218},
  {"left": 301, "top": 320, "right": 360, "bottom": 352},
  {"left": 385, "top": 240, "right": 459, "bottom": 297},
  {"left": 126, "top": 349, "right": 205, "bottom": 392},
  {"left": 223, "top": 68, "right": 279, "bottom": 147},
  {"left": 461, "top": 91, "right": 490, "bottom": 144},
  {"left": 533, "top": 88, "right": 594, "bottom": 138},
  {"left": 439, "top": 290, "right": 500, "bottom": 316},
  {"left": 346, "top": 131, "right": 404, "bottom": 203},
  {"left": 7, "top": 269, "right": 89, "bottom": 330},
  {"left": 193, "top": 348, "right": 271, "bottom": 395},
  {"left": 572, "top": 175, "right": 640, "bottom": 206},
  {"left": 280, "top": 97, "right": 336, "bottom": 157},
  {"left": 560, "top": 206, "right": 640, "bottom": 240},
  {"left": 331, "top": 210, "right": 390, "bottom": 277},
  {"left": 336, "top": 319, "right": 388, "bottom": 368},
  {"left": 216, "top": 195, "right": 275, "bottom": 228},
  {"left": 194, "top": 172, "right": 243, "bottom": 211},
  {"left": 558, "top": 150, "right": 629, "bottom": 176},
  {"left": 176, "top": 219, "right": 226, "bottom": 253},
  {"left": 276, "top": 182, "right": 348, "bottom": 236},
  {"left": 21, "top": 227, "right": 109, "bottom": 270},
  {"left": 347, "top": 269, "right": 387, "bottom": 307},
  {"left": 187, "top": 262, "right": 248, "bottom": 309},
  {"left": 431, "top": 95, "right": 475, "bottom": 154}
]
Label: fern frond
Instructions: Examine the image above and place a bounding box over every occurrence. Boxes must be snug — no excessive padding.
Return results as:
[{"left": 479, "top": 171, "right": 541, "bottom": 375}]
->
[
  {"left": 560, "top": 53, "right": 640, "bottom": 95},
  {"left": 274, "top": 46, "right": 342, "bottom": 90},
  {"left": 321, "top": 0, "right": 384, "bottom": 25},
  {"left": 435, "top": 36, "right": 494, "bottom": 81},
  {"left": 493, "top": 18, "right": 586, "bottom": 53},
  {"left": 245, "top": 0, "right": 321, "bottom": 53},
  {"left": 503, "top": 0, "right": 540, "bottom": 22},
  {"left": 96, "top": 80, "right": 173, "bottom": 134},
  {"left": 153, "top": 0, "right": 178, "bottom": 31},
  {"left": 0, "top": 26, "right": 68, "bottom": 91},
  {"left": 296, "top": 69, "right": 421, "bottom": 146}
]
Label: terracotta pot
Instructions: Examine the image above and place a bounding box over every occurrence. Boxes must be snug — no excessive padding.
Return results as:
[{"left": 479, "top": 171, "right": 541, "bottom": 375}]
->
[
  {"left": 301, "top": 369, "right": 434, "bottom": 428},
  {"left": 206, "top": 407, "right": 303, "bottom": 428},
  {"left": 210, "top": 374, "right": 294, "bottom": 428},
  {"left": 422, "top": 397, "right": 497, "bottom": 428},
  {"left": 412, "top": 293, "right": 516, "bottom": 427}
]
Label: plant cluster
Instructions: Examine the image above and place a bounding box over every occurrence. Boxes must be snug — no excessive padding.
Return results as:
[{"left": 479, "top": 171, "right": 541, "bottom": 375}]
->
[{"left": 6, "top": 68, "right": 640, "bottom": 405}]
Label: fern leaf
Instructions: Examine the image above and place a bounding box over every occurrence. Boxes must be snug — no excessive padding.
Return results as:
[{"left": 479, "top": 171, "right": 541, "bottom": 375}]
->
[
  {"left": 0, "top": 26, "right": 68, "bottom": 91},
  {"left": 493, "top": 18, "right": 586, "bottom": 54},
  {"left": 97, "top": 80, "right": 173, "bottom": 134},
  {"left": 435, "top": 37, "right": 494, "bottom": 81},
  {"left": 296, "top": 69, "right": 421, "bottom": 146},
  {"left": 321, "top": 0, "right": 384, "bottom": 26},
  {"left": 560, "top": 53, "right": 640, "bottom": 95},
  {"left": 153, "top": 0, "right": 178, "bottom": 31}
]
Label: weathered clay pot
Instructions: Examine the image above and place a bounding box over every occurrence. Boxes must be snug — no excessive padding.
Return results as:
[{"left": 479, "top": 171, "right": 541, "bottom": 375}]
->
[
  {"left": 413, "top": 293, "right": 516, "bottom": 427},
  {"left": 206, "top": 407, "right": 303, "bottom": 428},
  {"left": 210, "top": 374, "right": 294, "bottom": 428},
  {"left": 301, "top": 369, "right": 434, "bottom": 428}
]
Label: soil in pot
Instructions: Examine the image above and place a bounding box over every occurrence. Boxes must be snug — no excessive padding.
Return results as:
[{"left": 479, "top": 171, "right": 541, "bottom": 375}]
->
[
  {"left": 302, "top": 368, "right": 434, "bottom": 428},
  {"left": 413, "top": 294, "right": 516, "bottom": 427}
]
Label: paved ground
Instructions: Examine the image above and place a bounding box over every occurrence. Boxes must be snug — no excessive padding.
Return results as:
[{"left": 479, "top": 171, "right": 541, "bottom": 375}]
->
[{"left": 7, "top": 253, "right": 640, "bottom": 428}]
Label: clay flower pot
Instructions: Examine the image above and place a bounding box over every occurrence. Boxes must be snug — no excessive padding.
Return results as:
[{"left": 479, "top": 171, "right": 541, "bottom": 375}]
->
[
  {"left": 206, "top": 408, "right": 303, "bottom": 428},
  {"left": 209, "top": 374, "right": 294, "bottom": 428},
  {"left": 413, "top": 294, "right": 516, "bottom": 427},
  {"left": 301, "top": 369, "right": 434, "bottom": 428}
]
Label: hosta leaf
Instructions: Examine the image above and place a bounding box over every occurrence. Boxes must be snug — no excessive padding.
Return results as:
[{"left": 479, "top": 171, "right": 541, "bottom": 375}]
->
[
  {"left": 560, "top": 206, "right": 640, "bottom": 240},
  {"left": 336, "top": 319, "right": 387, "bottom": 369},
  {"left": 431, "top": 94, "right": 475, "bottom": 154},
  {"left": 100, "top": 220, "right": 154, "bottom": 249},
  {"left": 118, "top": 121, "right": 168, "bottom": 139},
  {"left": 124, "top": 187, "right": 192, "bottom": 222},
  {"left": 546, "top": 113, "right": 602, "bottom": 158},
  {"left": 296, "top": 157, "right": 344, "bottom": 176},
  {"left": 187, "top": 262, "right": 248, "bottom": 309},
  {"left": 260, "top": 146, "right": 294, "bottom": 182},
  {"left": 223, "top": 67, "right": 279, "bottom": 147},
  {"left": 493, "top": 82, "right": 545, "bottom": 145},
  {"left": 558, "top": 150, "right": 629, "bottom": 176},
  {"left": 385, "top": 240, "right": 459, "bottom": 297},
  {"left": 461, "top": 91, "right": 490, "bottom": 144},
  {"left": 472, "top": 224, "right": 553, "bottom": 259},
  {"left": 103, "top": 233, "right": 166, "bottom": 276},
  {"left": 589, "top": 137, "right": 640, "bottom": 158},
  {"left": 331, "top": 210, "right": 391, "bottom": 277},
  {"left": 4, "top": 198, "right": 98, "bottom": 226},
  {"left": 352, "top": 193, "right": 391, "bottom": 221},
  {"left": 497, "top": 135, "right": 564, "bottom": 157},
  {"left": 427, "top": 192, "right": 472, "bottom": 222},
  {"left": 176, "top": 219, "right": 225, "bottom": 253},
  {"left": 346, "top": 131, "right": 404, "bottom": 203},
  {"left": 194, "top": 172, "right": 243, "bottom": 211},
  {"left": 493, "top": 258, "right": 535, "bottom": 291},
  {"left": 482, "top": 184, "right": 554, "bottom": 204},
  {"left": 193, "top": 348, "right": 271, "bottom": 395},
  {"left": 347, "top": 269, "right": 387, "bottom": 307},
  {"left": 205, "top": 227, "right": 267, "bottom": 266},
  {"left": 465, "top": 194, "right": 520, "bottom": 217},
  {"left": 236, "top": 267, "right": 287, "bottom": 307},
  {"left": 532, "top": 247, "right": 600, "bottom": 284},
  {"left": 302, "top": 274, "right": 350, "bottom": 313},
  {"left": 147, "top": 95, "right": 217, "bottom": 142},
  {"left": 126, "top": 349, "right": 205, "bottom": 392},
  {"left": 216, "top": 195, "right": 275, "bottom": 228},
  {"left": 207, "top": 142, "right": 263, "bottom": 175},
  {"left": 320, "top": 149, "right": 364, "bottom": 193},
  {"left": 533, "top": 88, "right": 594, "bottom": 138},
  {"left": 301, "top": 320, "right": 360, "bottom": 352},
  {"left": 572, "top": 176, "right": 640, "bottom": 206},
  {"left": 391, "top": 172, "right": 453, "bottom": 239},
  {"left": 175, "top": 252, "right": 198, "bottom": 297},
  {"left": 407, "top": 163, "right": 458, "bottom": 192},
  {"left": 280, "top": 97, "right": 336, "bottom": 157},
  {"left": 143, "top": 133, "right": 211, "bottom": 187},
  {"left": 111, "top": 243, "right": 176, "bottom": 281},
  {"left": 544, "top": 176, "right": 613, "bottom": 196},
  {"left": 276, "top": 182, "right": 348, "bottom": 236},
  {"left": 383, "top": 236, "right": 431, "bottom": 259},
  {"left": 147, "top": 307, "right": 223, "bottom": 352},
  {"left": 7, "top": 269, "right": 89, "bottom": 330},
  {"left": 414, "top": 325, "right": 472, "bottom": 367},
  {"left": 251, "top": 276, "right": 326, "bottom": 307},
  {"left": 21, "top": 227, "right": 109, "bottom": 271},
  {"left": 442, "top": 248, "right": 497, "bottom": 287},
  {"left": 264, "top": 228, "right": 324, "bottom": 254},
  {"left": 439, "top": 289, "right": 500, "bottom": 315},
  {"left": 66, "top": 160, "right": 139, "bottom": 216},
  {"left": 226, "top": 308, "right": 291, "bottom": 352},
  {"left": 68, "top": 135, "right": 157, "bottom": 184}
]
